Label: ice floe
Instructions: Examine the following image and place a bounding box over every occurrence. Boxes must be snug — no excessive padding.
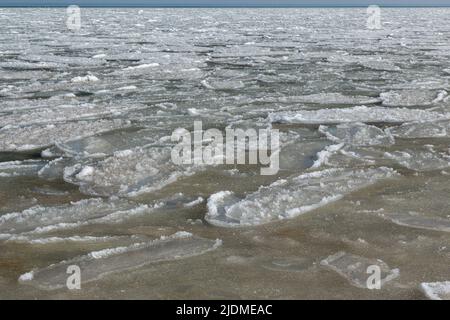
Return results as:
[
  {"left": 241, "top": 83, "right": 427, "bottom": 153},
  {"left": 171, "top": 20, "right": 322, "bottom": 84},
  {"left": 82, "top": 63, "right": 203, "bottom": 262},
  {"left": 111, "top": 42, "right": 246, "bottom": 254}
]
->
[
  {"left": 64, "top": 146, "right": 200, "bottom": 197},
  {"left": 320, "top": 251, "right": 399, "bottom": 289},
  {"left": 0, "top": 198, "right": 154, "bottom": 236},
  {"left": 388, "top": 120, "right": 450, "bottom": 139},
  {"left": 384, "top": 148, "right": 450, "bottom": 171},
  {"left": 18, "top": 232, "right": 222, "bottom": 290},
  {"left": 206, "top": 167, "right": 398, "bottom": 227},
  {"left": 269, "top": 106, "right": 447, "bottom": 125},
  {"left": 0, "top": 120, "right": 128, "bottom": 152},
  {"left": 0, "top": 160, "right": 47, "bottom": 177},
  {"left": 380, "top": 90, "right": 447, "bottom": 107}
]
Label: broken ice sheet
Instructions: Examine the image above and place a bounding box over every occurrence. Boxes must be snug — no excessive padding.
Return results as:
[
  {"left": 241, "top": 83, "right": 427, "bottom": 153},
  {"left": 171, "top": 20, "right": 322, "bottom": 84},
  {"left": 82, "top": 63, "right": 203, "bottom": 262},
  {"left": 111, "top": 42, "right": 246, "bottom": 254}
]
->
[
  {"left": 206, "top": 167, "right": 398, "bottom": 227},
  {"left": 269, "top": 106, "right": 448, "bottom": 125},
  {"left": 319, "top": 123, "right": 395, "bottom": 146},
  {"left": 0, "top": 198, "right": 154, "bottom": 236},
  {"left": 320, "top": 252, "right": 399, "bottom": 289},
  {"left": 420, "top": 281, "right": 450, "bottom": 300},
  {"left": 18, "top": 232, "right": 222, "bottom": 290},
  {"left": 0, "top": 120, "right": 129, "bottom": 152},
  {"left": 379, "top": 212, "right": 450, "bottom": 233}
]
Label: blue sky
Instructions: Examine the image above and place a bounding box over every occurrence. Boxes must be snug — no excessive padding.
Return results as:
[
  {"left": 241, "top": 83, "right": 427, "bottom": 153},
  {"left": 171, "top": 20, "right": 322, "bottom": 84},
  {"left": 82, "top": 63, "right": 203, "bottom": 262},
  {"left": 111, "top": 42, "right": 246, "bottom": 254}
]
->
[{"left": 1, "top": 0, "right": 450, "bottom": 6}]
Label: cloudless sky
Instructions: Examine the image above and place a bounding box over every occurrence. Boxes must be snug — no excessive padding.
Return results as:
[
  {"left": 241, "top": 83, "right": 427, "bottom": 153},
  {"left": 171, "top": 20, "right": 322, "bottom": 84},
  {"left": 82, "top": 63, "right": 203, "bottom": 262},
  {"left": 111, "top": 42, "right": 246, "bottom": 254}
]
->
[{"left": 1, "top": 0, "right": 450, "bottom": 6}]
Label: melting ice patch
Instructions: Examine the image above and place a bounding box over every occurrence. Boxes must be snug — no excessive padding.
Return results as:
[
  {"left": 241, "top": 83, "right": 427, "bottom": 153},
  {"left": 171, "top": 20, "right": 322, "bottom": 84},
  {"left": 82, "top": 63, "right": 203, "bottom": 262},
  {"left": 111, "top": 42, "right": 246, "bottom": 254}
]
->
[
  {"left": 18, "top": 232, "right": 222, "bottom": 290},
  {"left": 269, "top": 106, "right": 447, "bottom": 125},
  {"left": 206, "top": 167, "right": 398, "bottom": 227},
  {"left": 320, "top": 251, "right": 399, "bottom": 289}
]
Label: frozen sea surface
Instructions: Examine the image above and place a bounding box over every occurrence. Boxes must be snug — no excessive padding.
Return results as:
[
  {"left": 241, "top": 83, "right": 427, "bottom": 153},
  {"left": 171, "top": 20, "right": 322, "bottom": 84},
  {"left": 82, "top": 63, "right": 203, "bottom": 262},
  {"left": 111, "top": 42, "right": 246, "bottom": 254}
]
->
[{"left": 1, "top": 8, "right": 450, "bottom": 299}]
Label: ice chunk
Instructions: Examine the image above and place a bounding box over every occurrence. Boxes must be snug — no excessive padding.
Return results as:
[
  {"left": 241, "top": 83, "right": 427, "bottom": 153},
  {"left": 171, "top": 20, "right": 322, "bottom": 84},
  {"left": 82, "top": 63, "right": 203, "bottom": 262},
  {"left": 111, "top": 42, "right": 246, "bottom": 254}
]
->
[
  {"left": 319, "top": 123, "right": 395, "bottom": 146},
  {"left": 0, "top": 120, "right": 128, "bottom": 152},
  {"left": 206, "top": 167, "right": 398, "bottom": 227},
  {"left": 311, "top": 143, "right": 344, "bottom": 168},
  {"left": 380, "top": 90, "right": 447, "bottom": 107},
  {"left": 18, "top": 232, "right": 222, "bottom": 290},
  {"left": 65, "top": 146, "right": 200, "bottom": 197},
  {"left": 0, "top": 198, "right": 154, "bottom": 236},
  {"left": 380, "top": 212, "right": 450, "bottom": 232},
  {"left": 421, "top": 281, "right": 450, "bottom": 300},
  {"left": 320, "top": 252, "right": 399, "bottom": 289},
  {"left": 269, "top": 106, "right": 446, "bottom": 125}
]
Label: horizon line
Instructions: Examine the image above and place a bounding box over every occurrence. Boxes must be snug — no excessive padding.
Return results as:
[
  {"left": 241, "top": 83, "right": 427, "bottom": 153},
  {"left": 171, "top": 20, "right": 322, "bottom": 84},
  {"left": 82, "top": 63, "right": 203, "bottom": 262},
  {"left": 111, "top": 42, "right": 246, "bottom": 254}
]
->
[{"left": 2, "top": 5, "right": 450, "bottom": 8}]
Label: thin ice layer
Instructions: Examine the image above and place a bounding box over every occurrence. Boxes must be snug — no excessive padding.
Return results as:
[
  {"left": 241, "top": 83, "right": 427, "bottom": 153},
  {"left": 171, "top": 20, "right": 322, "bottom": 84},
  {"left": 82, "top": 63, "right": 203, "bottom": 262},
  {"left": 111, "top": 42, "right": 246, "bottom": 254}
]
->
[
  {"left": 269, "top": 106, "right": 447, "bottom": 125},
  {"left": 320, "top": 251, "right": 399, "bottom": 289},
  {"left": 18, "top": 232, "right": 222, "bottom": 290},
  {"left": 206, "top": 167, "right": 398, "bottom": 227}
]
